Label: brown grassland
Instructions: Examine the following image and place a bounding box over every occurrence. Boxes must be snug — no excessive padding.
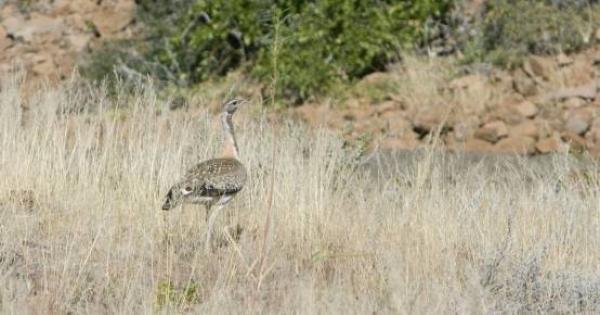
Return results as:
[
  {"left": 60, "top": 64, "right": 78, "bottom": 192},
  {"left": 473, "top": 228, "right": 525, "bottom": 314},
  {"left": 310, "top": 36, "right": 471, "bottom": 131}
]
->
[{"left": 1, "top": 71, "right": 600, "bottom": 314}]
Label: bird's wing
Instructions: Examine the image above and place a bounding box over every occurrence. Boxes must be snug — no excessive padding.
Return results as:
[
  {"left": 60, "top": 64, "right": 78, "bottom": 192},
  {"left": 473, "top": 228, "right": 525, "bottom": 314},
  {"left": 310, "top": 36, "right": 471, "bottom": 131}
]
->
[{"left": 182, "top": 158, "right": 247, "bottom": 196}]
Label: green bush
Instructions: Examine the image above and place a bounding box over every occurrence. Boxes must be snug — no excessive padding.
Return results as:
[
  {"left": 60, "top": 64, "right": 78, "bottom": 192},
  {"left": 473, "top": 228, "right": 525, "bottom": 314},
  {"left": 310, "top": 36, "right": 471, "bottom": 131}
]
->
[
  {"left": 462, "top": 0, "right": 600, "bottom": 68},
  {"left": 82, "top": 0, "right": 451, "bottom": 103}
]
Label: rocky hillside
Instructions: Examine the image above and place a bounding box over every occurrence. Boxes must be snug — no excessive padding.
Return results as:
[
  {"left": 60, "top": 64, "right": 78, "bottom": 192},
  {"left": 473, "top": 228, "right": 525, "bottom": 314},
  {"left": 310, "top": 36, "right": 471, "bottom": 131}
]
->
[
  {"left": 296, "top": 47, "right": 600, "bottom": 157},
  {"left": 0, "top": 0, "right": 135, "bottom": 84},
  {"left": 3, "top": 0, "right": 600, "bottom": 157}
]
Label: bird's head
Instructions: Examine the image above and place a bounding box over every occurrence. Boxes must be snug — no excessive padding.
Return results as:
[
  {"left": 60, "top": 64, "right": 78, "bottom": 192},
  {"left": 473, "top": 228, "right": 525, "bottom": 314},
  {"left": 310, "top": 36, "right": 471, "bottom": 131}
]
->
[{"left": 222, "top": 98, "right": 247, "bottom": 115}]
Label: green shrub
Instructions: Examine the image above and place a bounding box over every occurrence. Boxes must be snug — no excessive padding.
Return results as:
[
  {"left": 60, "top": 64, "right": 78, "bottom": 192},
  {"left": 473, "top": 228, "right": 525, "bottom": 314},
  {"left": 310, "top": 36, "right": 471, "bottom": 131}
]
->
[
  {"left": 462, "top": 0, "right": 600, "bottom": 68},
  {"left": 82, "top": 0, "right": 452, "bottom": 103}
]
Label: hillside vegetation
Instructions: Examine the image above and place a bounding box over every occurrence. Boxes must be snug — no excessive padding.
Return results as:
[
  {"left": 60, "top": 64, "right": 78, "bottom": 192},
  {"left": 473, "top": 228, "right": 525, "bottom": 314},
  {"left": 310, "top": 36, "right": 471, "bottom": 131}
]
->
[{"left": 81, "top": 0, "right": 600, "bottom": 103}]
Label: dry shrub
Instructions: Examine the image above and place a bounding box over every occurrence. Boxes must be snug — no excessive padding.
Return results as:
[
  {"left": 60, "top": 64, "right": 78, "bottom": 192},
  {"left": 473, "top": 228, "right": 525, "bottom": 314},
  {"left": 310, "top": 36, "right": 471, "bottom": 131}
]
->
[{"left": 0, "top": 75, "right": 600, "bottom": 313}]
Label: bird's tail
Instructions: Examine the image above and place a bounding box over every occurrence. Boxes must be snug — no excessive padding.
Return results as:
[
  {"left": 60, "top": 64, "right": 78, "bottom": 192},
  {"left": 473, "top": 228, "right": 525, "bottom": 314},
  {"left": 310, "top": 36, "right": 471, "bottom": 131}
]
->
[{"left": 161, "top": 188, "right": 181, "bottom": 211}]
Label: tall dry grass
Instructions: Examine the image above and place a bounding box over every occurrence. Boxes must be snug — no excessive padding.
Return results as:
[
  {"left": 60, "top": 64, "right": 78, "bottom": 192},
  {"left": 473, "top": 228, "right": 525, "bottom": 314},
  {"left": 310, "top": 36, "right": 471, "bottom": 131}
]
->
[{"left": 1, "top": 75, "right": 600, "bottom": 314}]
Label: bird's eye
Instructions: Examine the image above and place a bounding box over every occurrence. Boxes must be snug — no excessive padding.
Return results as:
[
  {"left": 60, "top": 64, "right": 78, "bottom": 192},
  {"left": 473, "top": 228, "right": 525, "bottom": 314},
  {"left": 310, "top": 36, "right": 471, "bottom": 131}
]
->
[{"left": 181, "top": 186, "right": 193, "bottom": 195}]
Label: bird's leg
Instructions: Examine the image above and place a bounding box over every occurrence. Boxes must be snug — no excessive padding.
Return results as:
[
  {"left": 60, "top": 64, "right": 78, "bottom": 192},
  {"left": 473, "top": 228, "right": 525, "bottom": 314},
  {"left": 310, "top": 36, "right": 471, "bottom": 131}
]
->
[
  {"left": 224, "top": 207, "right": 243, "bottom": 242},
  {"left": 205, "top": 204, "right": 225, "bottom": 254},
  {"left": 205, "top": 204, "right": 211, "bottom": 223}
]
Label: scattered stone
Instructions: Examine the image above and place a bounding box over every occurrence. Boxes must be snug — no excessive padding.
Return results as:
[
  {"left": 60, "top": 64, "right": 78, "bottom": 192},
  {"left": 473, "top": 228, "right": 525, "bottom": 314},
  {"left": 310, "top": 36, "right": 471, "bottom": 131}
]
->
[
  {"left": 523, "top": 56, "right": 553, "bottom": 80},
  {"left": 91, "top": 3, "right": 135, "bottom": 36},
  {"left": 67, "top": 33, "right": 91, "bottom": 52},
  {"left": 463, "top": 138, "right": 493, "bottom": 152},
  {"left": 557, "top": 53, "right": 573, "bottom": 67},
  {"left": 565, "top": 115, "right": 590, "bottom": 135},
  {"left": 3, "top": 13, "right": 65, "bottom": 42},
  {"left": 495, "top": 136, "right": 536, "bottom": 155},
  {"left": 585, "top": 117, "right": 600, "bottom": 144},
  {"left": 449, "top": 74, "right": 487, "bottom": 90},
  {"left": 453, "top": 117, "right": 480, "bottom": 142},
  {"left": 561, "top": 132, "right": 587, "bottom": 152},
  {"left": 513, "top": 100, "right": 538, "bottom": 118},
  {"left": 509, "top": 120, "right": 539, "bottom": 139},
  {"left": 384, "top": 115, "right": 412, "bottom": 137},
  {"left": 32, "top": 60, "right": 56, "bottom": 77},
  {"left": 536, "top": 134, "right": 566, "bottom": 154},
  {"left": 512, "top": 70, "right": 538, "bottom": 96},
  {"left": 547, "top": 81, "right": 599, "bottom": 101},
  {"left": 562, "top": 98, "right": 586, "bottom": 109},
  {"left": 475, "top": 121, "right": 508, "bottom": 143},
  {"left": 375, "top": 101, "right": 398, "bottom": 115},
  {"left": 0, "top": 25, "right": 11, "bottom": 51},
  {"left": 412, "top": 110, "right": 448, "bottom": 135}
]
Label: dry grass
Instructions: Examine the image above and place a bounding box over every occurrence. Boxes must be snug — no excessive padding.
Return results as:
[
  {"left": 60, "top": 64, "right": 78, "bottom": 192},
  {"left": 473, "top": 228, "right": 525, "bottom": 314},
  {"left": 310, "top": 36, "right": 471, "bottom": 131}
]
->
[{"left": 1, "top": 74, "right": 600, "bottom": 314}]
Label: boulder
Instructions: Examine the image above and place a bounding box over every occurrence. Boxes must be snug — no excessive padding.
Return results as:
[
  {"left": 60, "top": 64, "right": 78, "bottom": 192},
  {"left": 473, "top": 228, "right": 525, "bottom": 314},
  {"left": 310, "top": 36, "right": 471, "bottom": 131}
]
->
[
  {"left": 562, "top": 98, "right": 586, "bottom": 109},
  {"left": 463, "top": 138, "right": 493, "bottom": 152},
  {"left": 536, "top": 135, "right": 566, "bottom": 154},
  {"left": 565, "top": 114, "right": 591, "bottom": 135},
  {"left": 585, "top": 117, "right": 600, "bottom": 144},
  {"left": 89, "top": 2, "right": 135, "bottom": 36},
  {"left": 509, "top": 120, "right": 539, "bottom": 139},
  {"left": 453, "top": 116, "right": 480, "bottom": 141},
  {"left": 449, "top": 74, "right": 487, "bottom": 91},
  {"left": 3, "top": 13, "right": 65, "bottom": 42},
  {"left": 0, "top": 25, "right": 10, "bottom": 51},
  {"left": 557, "top": 53, "right": 574, "bottom": 67},
  {"left": 513, "top": 100, "right": 538, "bottom": 118},
  {"left": 561, "top": 132, "right": 587, "bottom": 152},
  {"left": 512, "top": 69, "right": 538, "bottom": 96},
  {"left": 523, "top": 56, "right": 554, "bottom": 80},
  {"left": 547, "top": 81, "right": 598, "bottom": 101},
  {"left": 475, "top": 121, "right": 508, "bottom": 143},
  {"left": 495, "top": 136, "right": 536, "bottom": 155}
]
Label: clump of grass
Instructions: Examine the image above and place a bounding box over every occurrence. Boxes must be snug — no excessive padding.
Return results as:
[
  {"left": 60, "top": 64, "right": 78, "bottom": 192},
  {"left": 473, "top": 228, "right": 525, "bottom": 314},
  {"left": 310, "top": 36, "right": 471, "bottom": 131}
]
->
[{"left": 1, "top": 75, "right": 600, "bottom": 313}]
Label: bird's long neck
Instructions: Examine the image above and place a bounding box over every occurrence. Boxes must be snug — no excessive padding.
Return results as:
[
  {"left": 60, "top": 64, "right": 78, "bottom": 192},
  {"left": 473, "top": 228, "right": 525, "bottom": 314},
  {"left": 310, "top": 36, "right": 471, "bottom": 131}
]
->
[{"left": 221, "top": 112, "right": 239, "bottom": 158}]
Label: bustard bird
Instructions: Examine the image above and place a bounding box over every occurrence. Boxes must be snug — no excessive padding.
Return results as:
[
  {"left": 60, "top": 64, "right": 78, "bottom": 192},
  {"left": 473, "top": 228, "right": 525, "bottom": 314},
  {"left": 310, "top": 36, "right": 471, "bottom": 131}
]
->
[{"left": 162, "top": 98, "right": 248, "bottom": 254}]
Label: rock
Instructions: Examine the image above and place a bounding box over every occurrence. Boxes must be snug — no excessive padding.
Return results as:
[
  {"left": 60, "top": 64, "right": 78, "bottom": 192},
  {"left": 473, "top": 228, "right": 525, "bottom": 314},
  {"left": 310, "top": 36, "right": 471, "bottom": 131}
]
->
[
  {"left": 512, "top": 69, "right": 538, "bottom": 96},
  {"left": 66, "top": 33, "right": 91, "bottom": 52},
  {"left": 509, "top": 120, "right": 539, "bottom": 139},
  {"left": 523, "top": 56, "right": 553, "bottom": 80},
  {"left": 0, "top": 25, "right": 10, "bottom": 51},
  {"left": 585, "top": 117, "right": 600, "bottom": 144},
  {"left": 90, "top": 2, "right": 135, "bottom": 36},
  {"left": 495, "top": 136, "right": 536, "bottom": 154},
  {"left": 453, "top": 116, "right": 480, "bottom": 141},
  {"left": 546, "top": 81, "right": 598, "bottom": 101},
  {"left": 475, "top": 121, "right": 508, "bottom": 143},
  {"left": 32, "top": 59, "right": 58, "bottom": 80},
  {"left": 562, "top": 98, "right": 586, "bottom": 109},
  {"left": 536, "top": 134, "right": 566, "bottom": 154},
  {"left": 561, "top": 132, "right": 587, "bottom": 152},
  {"left": 463, "top": 138, "right": 493, "bottom": 152},
  {"left": 513, "top": 100, "right": 538, "bottom": 118},
  {"left": 375, "top": 100, "right": 398, "bottom": 115},
  {"left": 3, "top": 13, "right": 65, "bottom": 42},
  {"left": 565, "top": 115, "right": 590, "bottom": 135},
  {"left": 412, "top": 110, "right": 448, "bottom": 135},
  {"left": 557, "top": 53, "right": 574, "bottom": 67},
  {"left": 596, "top": 28, "right": 600, "bottom": 41},
  {"left": 449, "top": 74, "right": 487, "bottom": 90}
]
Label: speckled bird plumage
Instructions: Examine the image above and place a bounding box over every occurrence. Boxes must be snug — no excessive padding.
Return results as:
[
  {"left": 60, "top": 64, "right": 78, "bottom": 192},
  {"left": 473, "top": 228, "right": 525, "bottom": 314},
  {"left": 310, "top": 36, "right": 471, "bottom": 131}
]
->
[
  {"left": 161, "top": 157, "right": 247, "bottom": 210},
  {"left": 162, "top": 99, "right": 247, "bottom": 212}
]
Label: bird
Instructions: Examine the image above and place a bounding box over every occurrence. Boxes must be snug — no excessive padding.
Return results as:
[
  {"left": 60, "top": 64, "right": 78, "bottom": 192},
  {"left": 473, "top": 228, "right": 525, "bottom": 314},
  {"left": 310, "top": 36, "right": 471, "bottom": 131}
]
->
[{"left": 162, "top": 98, "right": 248, "bottom": 254}]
